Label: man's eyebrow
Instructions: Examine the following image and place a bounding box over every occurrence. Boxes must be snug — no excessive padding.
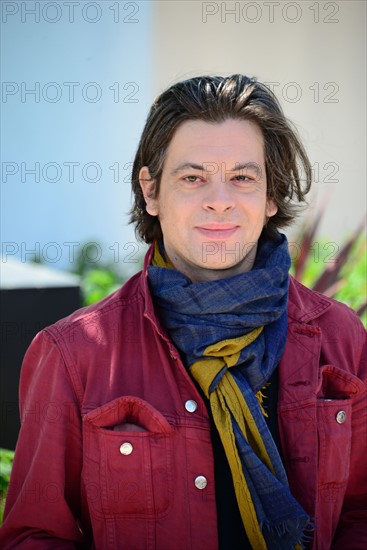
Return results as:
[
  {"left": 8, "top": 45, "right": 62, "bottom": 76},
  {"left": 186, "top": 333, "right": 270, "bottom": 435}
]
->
[
  {"left": 228, "top": 162, "right": 261, "bottom": 173},
  {"left": 170, "top": 163, "right": 205, "bottom": 175},
  {"left": 170, "top": 161, "right": 262, "bottom": 175}
]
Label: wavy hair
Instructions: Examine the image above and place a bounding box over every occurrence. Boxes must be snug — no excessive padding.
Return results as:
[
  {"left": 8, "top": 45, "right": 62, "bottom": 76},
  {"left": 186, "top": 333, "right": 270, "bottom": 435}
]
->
[{"left": 130, "top": 74, "right": 312, "bottom": 242}]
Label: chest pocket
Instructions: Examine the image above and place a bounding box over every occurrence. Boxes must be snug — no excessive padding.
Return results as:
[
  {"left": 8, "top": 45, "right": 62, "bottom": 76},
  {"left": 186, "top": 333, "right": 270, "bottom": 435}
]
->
[
  {"left": 316, "top": 364, "right": 364, "bottom": 488},
  {"left": 82, "top": 396, "right": 174, "bottom": 519},
  {"left": 317, "top": 398, "right": 352, "bottom": 487}
]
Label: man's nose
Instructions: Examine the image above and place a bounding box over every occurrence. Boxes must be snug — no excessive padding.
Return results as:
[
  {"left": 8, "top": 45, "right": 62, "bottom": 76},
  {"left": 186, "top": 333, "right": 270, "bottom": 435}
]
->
[{"left": 202, "top": 182, "right": 236, "bottom": 213}]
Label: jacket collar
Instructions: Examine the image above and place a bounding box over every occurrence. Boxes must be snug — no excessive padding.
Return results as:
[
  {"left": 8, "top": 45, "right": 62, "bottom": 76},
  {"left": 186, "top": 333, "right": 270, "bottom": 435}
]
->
[
  {"left": 140, "top": 244, "right": 180, "bottom": 356},
  {"left": 141, "top": 243, "right": 161, "bottom": 323},
  {"left": 287, "top": 276, "right": 332, "bottom": 324}
]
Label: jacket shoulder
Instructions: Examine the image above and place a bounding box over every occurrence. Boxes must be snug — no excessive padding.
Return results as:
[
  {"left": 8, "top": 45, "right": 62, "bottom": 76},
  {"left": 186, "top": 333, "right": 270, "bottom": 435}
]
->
[{"left": 43, "top": 270, "right": 144, "bottom": 343}]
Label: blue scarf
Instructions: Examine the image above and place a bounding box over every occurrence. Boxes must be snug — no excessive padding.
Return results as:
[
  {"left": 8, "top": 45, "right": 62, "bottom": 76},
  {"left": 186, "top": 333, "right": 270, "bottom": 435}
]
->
[{"left": 148, "top": 232, "right": 312, "bottom": 549}]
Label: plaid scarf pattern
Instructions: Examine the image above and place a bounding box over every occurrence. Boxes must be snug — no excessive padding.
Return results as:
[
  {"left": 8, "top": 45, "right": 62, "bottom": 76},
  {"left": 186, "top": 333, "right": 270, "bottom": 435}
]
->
[{"left": 147, "top": 232, "right": 312, "bottom": 549}]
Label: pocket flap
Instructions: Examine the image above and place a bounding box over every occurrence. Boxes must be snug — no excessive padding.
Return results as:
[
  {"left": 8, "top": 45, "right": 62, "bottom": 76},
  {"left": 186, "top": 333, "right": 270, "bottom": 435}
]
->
[
  {"left": 316, "top": 364, "right": 365, "bottom": 399},
  {"left": 83, "top": 395, "right": 173, "bottom": 433}
]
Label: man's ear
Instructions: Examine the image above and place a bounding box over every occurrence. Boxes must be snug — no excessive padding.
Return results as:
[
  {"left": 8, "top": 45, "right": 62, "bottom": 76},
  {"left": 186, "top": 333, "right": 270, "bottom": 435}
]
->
[
  {"left": 139, "top": 166, "right": 158, "bottom": 216},
  {"left": 265, "top": 197, "right": 278, "bottom": 219}
]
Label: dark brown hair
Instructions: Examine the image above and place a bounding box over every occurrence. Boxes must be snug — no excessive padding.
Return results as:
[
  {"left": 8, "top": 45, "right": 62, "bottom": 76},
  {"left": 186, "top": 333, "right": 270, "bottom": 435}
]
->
[{"left": 130, "top": 74, "right": 312, "bottom": 243}]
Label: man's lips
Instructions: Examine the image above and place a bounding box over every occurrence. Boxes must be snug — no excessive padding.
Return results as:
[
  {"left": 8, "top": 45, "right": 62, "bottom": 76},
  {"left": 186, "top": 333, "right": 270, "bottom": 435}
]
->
[{"left": 195, "top": 224, "right": 240, "bottom": 239}]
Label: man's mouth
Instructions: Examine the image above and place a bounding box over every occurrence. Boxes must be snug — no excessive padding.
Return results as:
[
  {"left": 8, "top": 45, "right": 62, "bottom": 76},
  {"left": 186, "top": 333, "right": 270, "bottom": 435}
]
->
[{"left": 195, "top": 224, "right": 240, "bottom": 239}]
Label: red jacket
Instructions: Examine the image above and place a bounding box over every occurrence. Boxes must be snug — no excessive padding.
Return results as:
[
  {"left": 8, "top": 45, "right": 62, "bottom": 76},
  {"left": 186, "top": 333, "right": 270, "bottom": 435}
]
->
[{"left": 1, "top": 247, "right": 366, "bottom": 549}]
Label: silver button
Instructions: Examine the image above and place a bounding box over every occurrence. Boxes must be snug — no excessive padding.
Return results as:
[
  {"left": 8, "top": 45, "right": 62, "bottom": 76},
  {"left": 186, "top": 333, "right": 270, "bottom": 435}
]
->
[
  {"left": 336, "top": 410, "right": 347, "bottom": 424},
  {"left": 119, "top": 442, "right": 133, "bottom": 455},
  {"left": 194, "top": 475, "right": 208, "bottom": 490},
  {"left": 185, "top": 400, "right": 198, "bottom": 413}
]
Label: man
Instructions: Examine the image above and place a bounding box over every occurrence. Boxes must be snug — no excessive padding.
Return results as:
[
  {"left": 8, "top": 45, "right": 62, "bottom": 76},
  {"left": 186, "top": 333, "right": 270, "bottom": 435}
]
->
[{"left": 1, "top": 75, "right": 366, "bottom": 549}]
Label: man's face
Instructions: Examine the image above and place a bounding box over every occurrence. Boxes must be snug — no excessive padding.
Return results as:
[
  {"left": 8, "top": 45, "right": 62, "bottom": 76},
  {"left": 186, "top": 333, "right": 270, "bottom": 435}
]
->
[{"left": 139, "top": 118, "right": 277, "bottom": 282}]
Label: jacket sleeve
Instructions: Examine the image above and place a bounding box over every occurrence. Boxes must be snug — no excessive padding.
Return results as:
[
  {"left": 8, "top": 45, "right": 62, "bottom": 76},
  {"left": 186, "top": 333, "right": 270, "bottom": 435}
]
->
[
  {"left": 332, "top": 318, "right": 367, "bottom": 549},
  {"left": 0, "top": 330, "right": 87, "bottom": 549}
]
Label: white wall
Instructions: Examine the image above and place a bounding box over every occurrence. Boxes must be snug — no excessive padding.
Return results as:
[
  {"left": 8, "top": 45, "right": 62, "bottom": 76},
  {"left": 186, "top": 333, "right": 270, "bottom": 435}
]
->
[{"left": 151, "top": 0, "right": 366, "bottom": 244}]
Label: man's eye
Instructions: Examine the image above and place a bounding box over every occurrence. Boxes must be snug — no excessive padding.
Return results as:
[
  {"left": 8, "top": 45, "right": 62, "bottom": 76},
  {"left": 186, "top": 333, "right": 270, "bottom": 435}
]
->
[
  {"left": 233, "top": 175, "right": 252, "bottom": 182},
  {"left": 184, "top": 176, "right": 201, "bottom": 183}
]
